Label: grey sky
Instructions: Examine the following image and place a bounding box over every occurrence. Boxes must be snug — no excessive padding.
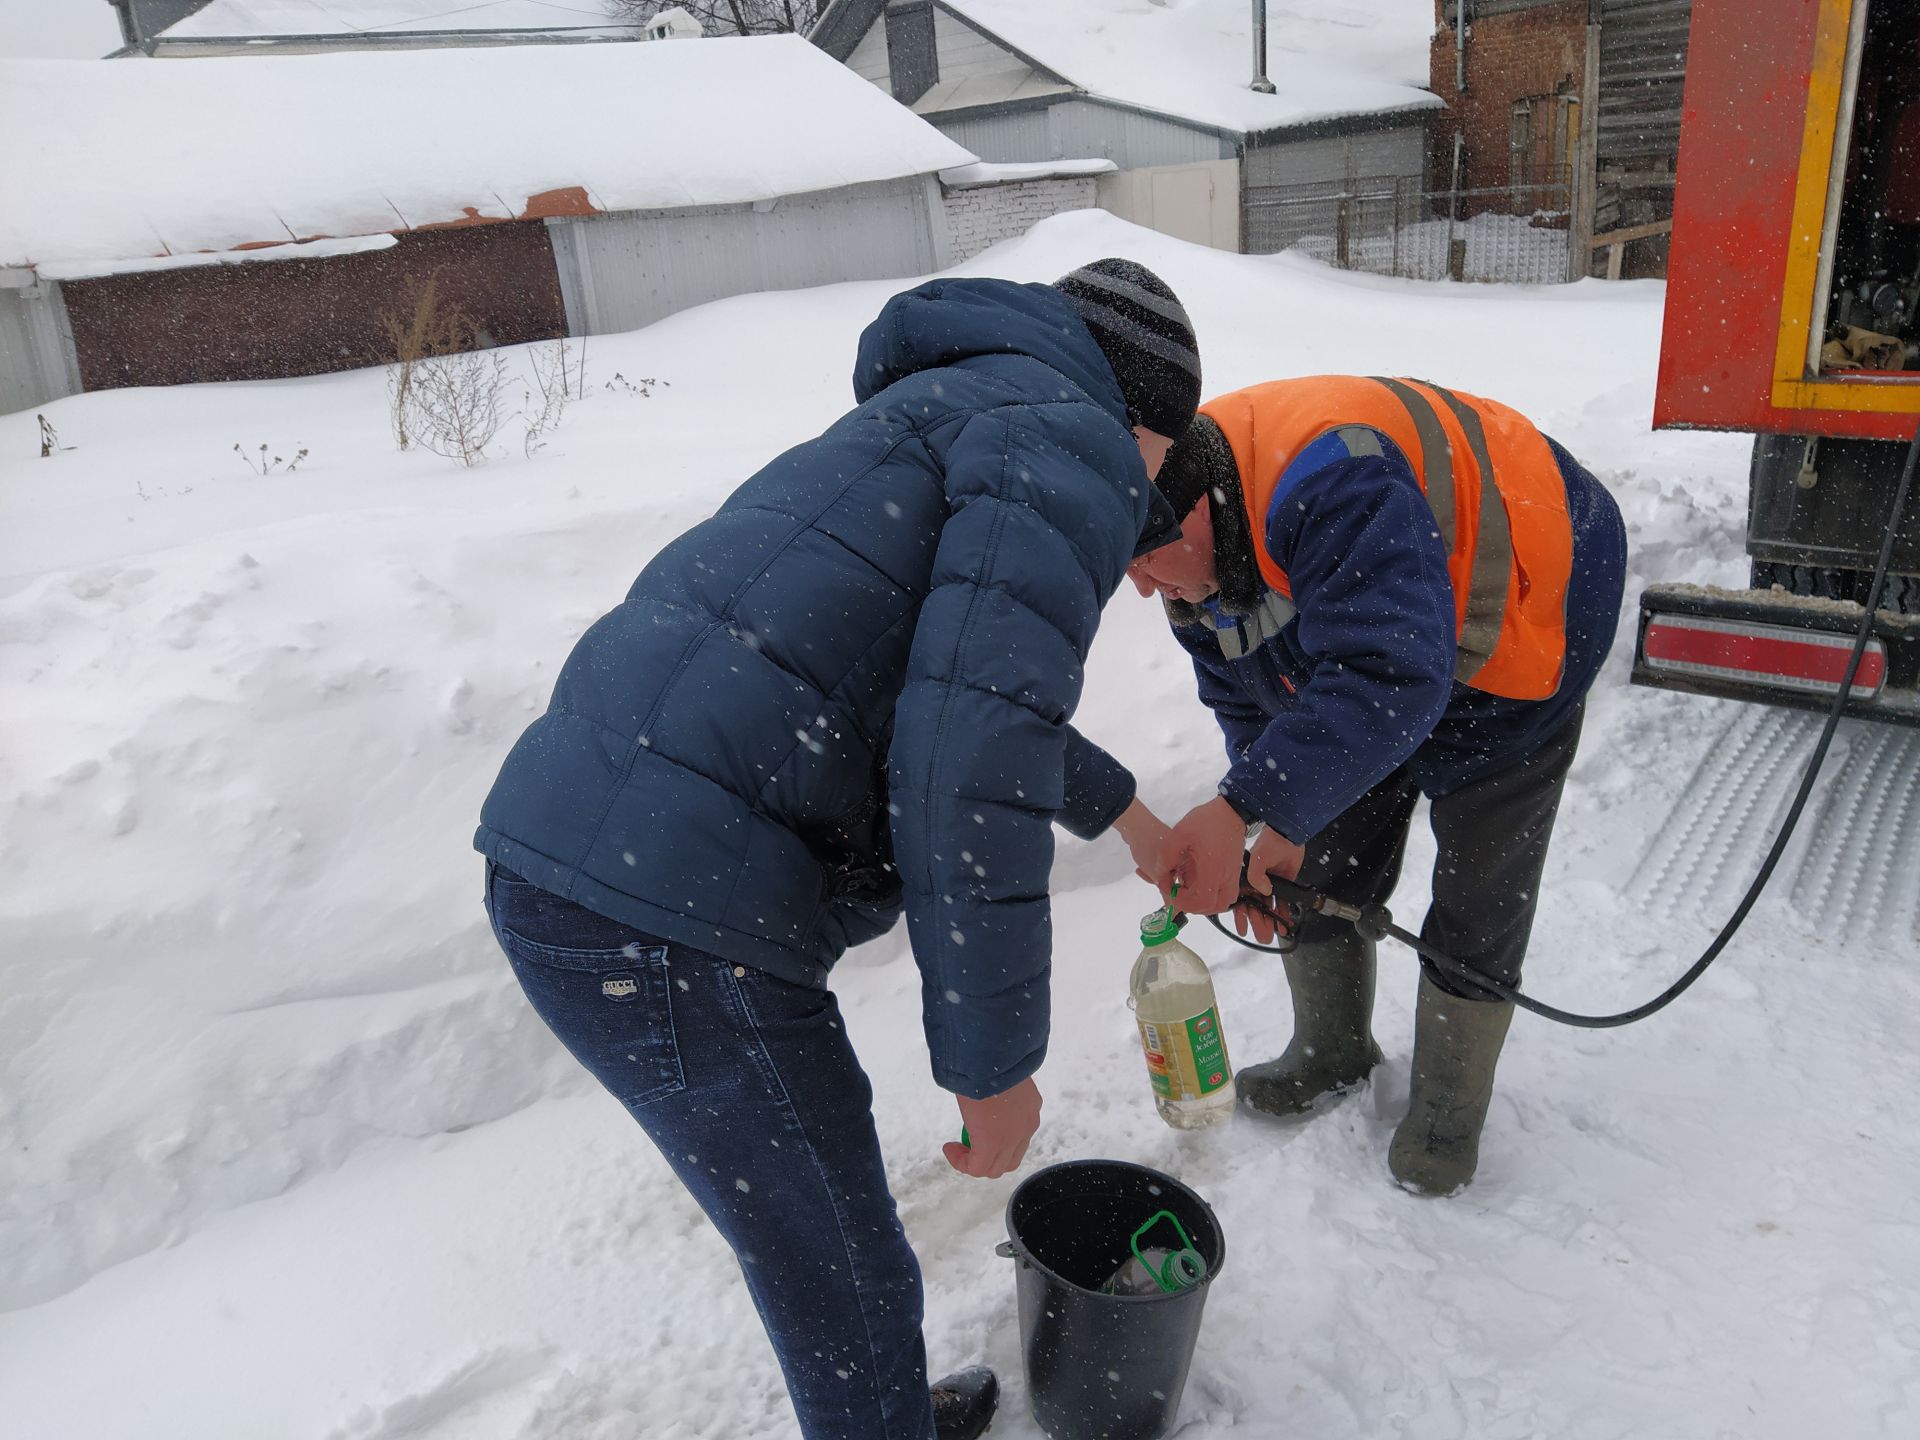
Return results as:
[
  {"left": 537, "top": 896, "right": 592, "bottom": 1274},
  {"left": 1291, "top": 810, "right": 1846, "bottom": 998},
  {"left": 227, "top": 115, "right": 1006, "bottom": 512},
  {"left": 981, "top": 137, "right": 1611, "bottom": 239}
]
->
[{"left": 0, "top": 1, "right": 123, "bottom": 58}]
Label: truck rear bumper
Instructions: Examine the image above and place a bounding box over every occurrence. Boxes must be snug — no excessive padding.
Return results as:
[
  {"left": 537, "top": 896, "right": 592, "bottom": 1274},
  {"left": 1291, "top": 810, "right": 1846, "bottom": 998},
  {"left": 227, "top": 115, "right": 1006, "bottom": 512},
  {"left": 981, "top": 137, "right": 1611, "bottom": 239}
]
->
[{"left": 1631, "top": 583, "right": 1920, "bottom": 727}]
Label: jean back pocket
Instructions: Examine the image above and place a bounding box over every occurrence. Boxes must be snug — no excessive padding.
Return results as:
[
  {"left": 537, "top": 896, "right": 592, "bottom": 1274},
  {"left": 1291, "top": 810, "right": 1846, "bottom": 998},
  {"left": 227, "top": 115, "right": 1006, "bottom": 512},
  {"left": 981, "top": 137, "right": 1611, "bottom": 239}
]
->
[{"left": 488, "top": 874, "right": 686, "bottom": 1109}]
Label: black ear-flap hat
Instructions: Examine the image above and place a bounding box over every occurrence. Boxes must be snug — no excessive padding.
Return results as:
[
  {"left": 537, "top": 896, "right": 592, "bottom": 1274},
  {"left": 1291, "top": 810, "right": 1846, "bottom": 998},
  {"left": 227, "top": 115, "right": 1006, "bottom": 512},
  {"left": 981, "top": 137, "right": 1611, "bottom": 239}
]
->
[
  {"left": 1136, "top": 413, "right": 1238, "bottom": 557},
  {"left": 1052, "top": 258, "right": 1202, "bottom": 439}
]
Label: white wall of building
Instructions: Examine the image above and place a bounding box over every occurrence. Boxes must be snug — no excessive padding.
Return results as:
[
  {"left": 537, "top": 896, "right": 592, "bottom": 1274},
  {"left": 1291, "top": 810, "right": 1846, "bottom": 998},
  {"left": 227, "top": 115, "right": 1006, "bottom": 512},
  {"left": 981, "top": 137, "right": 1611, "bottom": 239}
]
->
[{"left": 1097, "top": 159, "right": 1241, "bottom": 252}]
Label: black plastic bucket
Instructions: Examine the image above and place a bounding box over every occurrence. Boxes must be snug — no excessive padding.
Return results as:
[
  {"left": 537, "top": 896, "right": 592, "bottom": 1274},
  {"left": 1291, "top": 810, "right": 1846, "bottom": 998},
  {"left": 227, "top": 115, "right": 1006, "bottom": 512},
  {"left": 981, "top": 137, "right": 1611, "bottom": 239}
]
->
[{"left": 998, "top": 1160, "right": 1225, "bottom": 1440}]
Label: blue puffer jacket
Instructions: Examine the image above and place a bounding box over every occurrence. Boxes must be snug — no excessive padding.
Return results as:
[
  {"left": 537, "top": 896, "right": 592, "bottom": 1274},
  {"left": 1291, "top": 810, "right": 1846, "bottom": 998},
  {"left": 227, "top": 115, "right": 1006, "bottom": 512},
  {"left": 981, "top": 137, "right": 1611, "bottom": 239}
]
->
[{"left": 475, "top": 278, "right": 1148, "bottom": 1098}]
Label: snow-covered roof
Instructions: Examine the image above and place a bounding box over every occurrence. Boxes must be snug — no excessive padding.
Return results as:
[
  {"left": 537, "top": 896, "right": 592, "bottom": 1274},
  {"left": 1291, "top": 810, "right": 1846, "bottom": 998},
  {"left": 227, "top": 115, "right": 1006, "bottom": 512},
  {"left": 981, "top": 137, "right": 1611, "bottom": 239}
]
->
[
  {"left": 820, "top": 0, "right": 1441, "bottom": 136},
  {"left": 34, "top": 235, "right": 401, "bottom": 283},
  {"left": 159, "top": 0, "right": 640, "bottom": 41},
  {"left": 0, "top": 36, "right": 976, "bottom": 271}
]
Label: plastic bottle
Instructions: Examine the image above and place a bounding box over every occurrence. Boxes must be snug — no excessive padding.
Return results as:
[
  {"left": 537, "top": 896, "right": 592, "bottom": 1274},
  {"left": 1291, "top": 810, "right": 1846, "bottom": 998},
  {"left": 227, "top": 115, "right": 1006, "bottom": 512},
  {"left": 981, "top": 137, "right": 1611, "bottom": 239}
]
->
[{"left": 1130, "top": 896, "right": 1235, "bottom": 1129}]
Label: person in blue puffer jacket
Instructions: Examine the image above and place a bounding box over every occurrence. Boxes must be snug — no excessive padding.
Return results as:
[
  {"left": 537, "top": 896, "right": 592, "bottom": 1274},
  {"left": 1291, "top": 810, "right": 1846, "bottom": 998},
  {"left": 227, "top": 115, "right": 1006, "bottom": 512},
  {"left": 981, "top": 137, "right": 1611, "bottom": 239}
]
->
[{"left": 473, "top": 260, "right": 1200, "bottom": 1440}]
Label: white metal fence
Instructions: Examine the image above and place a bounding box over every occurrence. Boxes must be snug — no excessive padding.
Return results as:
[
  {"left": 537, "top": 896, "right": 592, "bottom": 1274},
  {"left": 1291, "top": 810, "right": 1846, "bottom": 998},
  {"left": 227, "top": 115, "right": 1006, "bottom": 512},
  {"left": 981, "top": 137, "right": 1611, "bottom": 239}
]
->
[{"left": 1247, "top": 175, "right": 1574, "bottom": 285}]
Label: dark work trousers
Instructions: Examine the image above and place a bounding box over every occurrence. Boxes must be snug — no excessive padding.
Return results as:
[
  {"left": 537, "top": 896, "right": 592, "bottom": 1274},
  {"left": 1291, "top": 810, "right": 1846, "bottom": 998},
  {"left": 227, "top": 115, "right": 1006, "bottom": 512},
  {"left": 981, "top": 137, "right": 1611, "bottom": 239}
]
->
[
  {"left": 1290, "top": 706, "right": 1585, "bottom": 1002},
  {"left": 484, "top": 864, "right": 936, "bottom": 1440}
]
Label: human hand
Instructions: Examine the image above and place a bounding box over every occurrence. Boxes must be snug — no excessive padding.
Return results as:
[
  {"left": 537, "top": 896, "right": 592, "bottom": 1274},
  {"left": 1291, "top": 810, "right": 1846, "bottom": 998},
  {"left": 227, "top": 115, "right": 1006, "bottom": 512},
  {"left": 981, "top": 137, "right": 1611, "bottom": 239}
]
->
[
  {"left": 1245, "top": 826, "right": 1304, "bottom": 892},
  {"left": 1232, "top": 828, "right": 1305, "bottom": 944},
  {"left": 1165, "top": 796, "right": 1249, "bottom": 914},
  {"left": 944, "top": 1078, "right": 1042, "bottom": 1178},
  {"left": 1111, "top": 797, "right": 1177, "bottom": 898},
  {"left": 1229, "top": 896, "right": 1286, "bottom": 945}
]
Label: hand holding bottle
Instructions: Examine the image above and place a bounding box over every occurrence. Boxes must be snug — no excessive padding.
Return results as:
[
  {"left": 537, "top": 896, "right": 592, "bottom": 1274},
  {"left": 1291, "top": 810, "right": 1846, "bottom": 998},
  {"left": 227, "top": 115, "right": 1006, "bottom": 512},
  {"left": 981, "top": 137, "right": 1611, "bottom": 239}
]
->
[
  {"left": 1165, "top": 796, "right": 1249, "bottom": 914},
  {"left": 944, "top": 1078, "right": 1042, "bottom": 1178}
]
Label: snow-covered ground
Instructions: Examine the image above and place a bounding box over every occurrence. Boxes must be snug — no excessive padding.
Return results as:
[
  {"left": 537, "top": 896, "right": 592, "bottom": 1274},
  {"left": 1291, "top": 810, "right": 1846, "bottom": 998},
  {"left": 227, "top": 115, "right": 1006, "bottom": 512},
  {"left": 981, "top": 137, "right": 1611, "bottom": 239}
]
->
[{"left": 4, "top": 211, "right": 1917, "bottom": 1439}]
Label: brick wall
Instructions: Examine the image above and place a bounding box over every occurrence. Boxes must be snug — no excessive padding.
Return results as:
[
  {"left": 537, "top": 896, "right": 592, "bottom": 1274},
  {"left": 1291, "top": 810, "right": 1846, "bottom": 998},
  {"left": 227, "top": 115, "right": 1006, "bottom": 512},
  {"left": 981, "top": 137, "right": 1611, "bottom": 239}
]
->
[
  {"left": 63, "top": 223, "right": 567, "bottom": 391},
  {"left": 1429, "top": 0, "right": 1588, "bottom": 195},
  {"left": 941, "top": 176, "right": 1101, "bottom": 263}
]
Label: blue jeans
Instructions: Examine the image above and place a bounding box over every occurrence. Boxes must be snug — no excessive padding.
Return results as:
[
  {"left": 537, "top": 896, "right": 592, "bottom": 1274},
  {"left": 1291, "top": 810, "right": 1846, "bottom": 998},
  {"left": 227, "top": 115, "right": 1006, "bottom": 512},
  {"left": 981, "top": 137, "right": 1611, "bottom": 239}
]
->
[{"left": 485, "top": 864, "right": 935, "bottom": 1440}]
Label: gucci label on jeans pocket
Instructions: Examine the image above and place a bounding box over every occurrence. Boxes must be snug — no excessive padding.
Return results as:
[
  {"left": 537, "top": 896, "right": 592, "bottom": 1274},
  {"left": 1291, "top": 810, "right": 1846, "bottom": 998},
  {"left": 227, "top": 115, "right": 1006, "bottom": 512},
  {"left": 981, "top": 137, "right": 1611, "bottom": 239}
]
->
[{"left": 601, "top": 974, "right": 639, "bottom": 1000}]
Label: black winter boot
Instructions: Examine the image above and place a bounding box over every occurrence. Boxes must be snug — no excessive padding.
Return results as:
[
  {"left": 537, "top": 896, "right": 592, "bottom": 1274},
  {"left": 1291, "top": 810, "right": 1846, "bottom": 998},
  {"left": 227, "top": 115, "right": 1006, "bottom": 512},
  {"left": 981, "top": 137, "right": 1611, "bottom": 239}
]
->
[
  {"left": 931, "top": 1366, "right": 998, "bottom": 1439},
  {"left": 1238, "top": 931, "right": 1383, "bottom": 1116},
  {"left": 1389, "top": 974, "right": 1516, "bottom": 1195}
]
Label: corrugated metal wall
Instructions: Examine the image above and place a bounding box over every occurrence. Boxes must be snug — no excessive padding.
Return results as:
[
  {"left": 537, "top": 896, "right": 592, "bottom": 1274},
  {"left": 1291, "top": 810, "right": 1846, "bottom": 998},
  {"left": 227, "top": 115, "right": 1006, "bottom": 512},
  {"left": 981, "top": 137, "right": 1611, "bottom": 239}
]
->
[
  {"left": 931, "top": 107, "right": 1055, "bottom": 162},
  {"left": 1596, "top": 0, "right": 1690, "bottom": 260},
  {"left": 0, "top": 282, "right": 81, "bottom": 417},
  {"left": 1242, "top": 127, "right": 1429, "bottom": 254},
  {"left": 1243, "top": 127, "right": 1427, "bottom": 190},
  {"left": 933, "top": 100, "right": 1230, "bottom": 168},
  {"left": 549, "top": 176, "right": 944, "bottom": 338}
]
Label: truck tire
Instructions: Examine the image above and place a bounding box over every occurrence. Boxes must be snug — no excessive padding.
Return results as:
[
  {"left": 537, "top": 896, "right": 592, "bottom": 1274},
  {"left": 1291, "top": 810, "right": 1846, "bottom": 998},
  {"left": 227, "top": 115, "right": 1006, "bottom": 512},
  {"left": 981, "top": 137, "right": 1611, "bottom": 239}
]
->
[{"left": 1752, "top": 560, "right": 1920, "bottom": 614}]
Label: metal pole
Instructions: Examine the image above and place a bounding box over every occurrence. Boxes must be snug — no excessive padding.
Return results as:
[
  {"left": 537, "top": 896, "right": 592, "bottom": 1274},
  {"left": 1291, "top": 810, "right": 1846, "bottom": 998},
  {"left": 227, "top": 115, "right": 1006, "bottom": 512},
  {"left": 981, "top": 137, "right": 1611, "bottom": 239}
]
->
[
  {"left": 1449, "top": 131, "right": 1467, "bottom": 281},
  {"left": 1455, "top": 0, "right": 1468, "bottom": 93},
  {"left": 1250, "top": 1, "right": 1276, "bottom": 94},
  {"left": 1569, "top": 8, "right": 1600, "bottom": 281}
]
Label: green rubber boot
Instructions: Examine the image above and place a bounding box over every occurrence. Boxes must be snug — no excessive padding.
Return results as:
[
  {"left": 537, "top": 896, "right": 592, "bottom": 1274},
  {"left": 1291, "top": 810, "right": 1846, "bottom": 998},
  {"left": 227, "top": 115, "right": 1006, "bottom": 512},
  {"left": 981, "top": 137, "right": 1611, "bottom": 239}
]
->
[
  {"left": 1238, "top": 931, "right": 1384, "bottom": 1116},
  {"left": 1389, "top": 974, "right": 1516, "bottom": 1196}
]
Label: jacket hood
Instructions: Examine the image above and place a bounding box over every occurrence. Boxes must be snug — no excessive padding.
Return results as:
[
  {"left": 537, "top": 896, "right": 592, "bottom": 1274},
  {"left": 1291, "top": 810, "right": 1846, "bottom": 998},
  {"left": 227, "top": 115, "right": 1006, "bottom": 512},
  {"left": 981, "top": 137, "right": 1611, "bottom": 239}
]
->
[{"left": 852, "top": 277, "right": 1131, "bottom": 426}]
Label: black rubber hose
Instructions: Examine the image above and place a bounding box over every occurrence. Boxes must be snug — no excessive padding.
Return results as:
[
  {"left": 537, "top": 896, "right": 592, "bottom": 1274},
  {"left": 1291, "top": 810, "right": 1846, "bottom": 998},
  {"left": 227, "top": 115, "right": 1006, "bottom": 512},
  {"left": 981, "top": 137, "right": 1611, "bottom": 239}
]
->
[{"left": 1206, "top": 426, "right": 1920, "bottom": 1029}]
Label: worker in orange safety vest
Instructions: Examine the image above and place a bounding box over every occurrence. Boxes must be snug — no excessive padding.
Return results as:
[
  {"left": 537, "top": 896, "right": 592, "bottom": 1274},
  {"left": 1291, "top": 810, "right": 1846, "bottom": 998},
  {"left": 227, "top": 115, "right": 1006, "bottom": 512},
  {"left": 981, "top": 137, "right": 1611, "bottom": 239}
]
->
[{"left": 1129, "top": 377, "right": 1627, "bottom": 1194}]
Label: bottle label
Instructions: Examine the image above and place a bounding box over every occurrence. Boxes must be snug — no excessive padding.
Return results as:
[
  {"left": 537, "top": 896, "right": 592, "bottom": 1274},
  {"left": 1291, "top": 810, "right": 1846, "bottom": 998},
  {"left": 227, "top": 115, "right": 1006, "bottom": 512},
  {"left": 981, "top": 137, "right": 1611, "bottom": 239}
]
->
[{"left": 1138, "top": 1006, "right": 1231, "bottom": 1100}]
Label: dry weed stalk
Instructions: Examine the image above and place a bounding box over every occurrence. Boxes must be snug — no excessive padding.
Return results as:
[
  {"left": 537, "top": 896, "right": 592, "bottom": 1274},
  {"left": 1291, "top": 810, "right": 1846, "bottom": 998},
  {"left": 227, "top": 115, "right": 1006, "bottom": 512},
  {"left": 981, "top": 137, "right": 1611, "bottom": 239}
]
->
[{"left": 380, "top": 271, "right": 474, "bottom": 452}]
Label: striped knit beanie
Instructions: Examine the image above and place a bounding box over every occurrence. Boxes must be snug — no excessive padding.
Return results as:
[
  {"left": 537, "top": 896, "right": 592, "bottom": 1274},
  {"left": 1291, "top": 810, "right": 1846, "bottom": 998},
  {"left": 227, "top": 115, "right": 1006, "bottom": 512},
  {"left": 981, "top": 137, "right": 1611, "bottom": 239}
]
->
[{"left": 1052, "top": 258, "right": 1202, "bottom": 438}]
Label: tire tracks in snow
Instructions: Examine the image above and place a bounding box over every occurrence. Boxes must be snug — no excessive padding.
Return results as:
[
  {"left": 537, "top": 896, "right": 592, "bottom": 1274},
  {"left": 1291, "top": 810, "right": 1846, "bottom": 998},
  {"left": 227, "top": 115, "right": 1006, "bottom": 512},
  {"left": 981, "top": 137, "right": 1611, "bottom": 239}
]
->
[{"left": 1628, "top": 708, "right": 1920, "bottom": 950}]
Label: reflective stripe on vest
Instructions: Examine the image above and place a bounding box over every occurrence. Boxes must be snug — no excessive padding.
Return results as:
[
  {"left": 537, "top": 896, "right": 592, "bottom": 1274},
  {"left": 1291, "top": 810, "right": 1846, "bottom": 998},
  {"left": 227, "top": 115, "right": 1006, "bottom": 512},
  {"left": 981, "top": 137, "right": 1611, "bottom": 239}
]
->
[
  {"left": 1369, "top": 377, "right": 1513, "bottom": 684},
  {"left": 1199, "top": 376, "right": 1573, "bottom": 701}
]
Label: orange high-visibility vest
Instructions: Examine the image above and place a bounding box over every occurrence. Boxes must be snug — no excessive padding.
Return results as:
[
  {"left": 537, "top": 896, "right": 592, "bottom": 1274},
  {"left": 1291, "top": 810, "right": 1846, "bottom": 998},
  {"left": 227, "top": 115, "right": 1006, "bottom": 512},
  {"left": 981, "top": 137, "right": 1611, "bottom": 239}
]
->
[{"left": 1201, "top": 377, "right": 1574, "bottom": 701}]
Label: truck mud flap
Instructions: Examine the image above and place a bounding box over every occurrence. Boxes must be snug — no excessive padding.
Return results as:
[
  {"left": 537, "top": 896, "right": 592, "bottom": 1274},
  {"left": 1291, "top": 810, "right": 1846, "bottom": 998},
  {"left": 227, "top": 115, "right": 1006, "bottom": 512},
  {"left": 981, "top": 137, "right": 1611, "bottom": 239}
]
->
[{"left": 1631, "top": 582, "right": 1920, "bottom": 728}]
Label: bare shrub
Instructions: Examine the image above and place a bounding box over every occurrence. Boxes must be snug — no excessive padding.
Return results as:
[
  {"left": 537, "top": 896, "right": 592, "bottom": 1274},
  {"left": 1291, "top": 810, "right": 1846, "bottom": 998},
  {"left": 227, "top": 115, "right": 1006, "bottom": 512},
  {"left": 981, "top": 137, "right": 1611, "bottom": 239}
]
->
[
  {"left": 232, "top": 442, "right": 309, "bottom": 475},
  {"left": 405, "top": 349, "right": 510, "bottom": 468},
  {"left": 521, "top": 339, "right": 585, "bottom": 458},
  {"left": 604, "top": 372, "right": 667, "bottom": 397}
]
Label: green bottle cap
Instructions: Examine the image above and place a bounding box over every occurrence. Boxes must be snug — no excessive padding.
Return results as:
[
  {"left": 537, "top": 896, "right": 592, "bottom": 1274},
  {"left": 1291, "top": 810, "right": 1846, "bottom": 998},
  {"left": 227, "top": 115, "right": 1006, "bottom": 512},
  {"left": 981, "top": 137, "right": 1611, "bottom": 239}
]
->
[{"left": 1139, "top": 881, "right": 1185, "bottom": 946}]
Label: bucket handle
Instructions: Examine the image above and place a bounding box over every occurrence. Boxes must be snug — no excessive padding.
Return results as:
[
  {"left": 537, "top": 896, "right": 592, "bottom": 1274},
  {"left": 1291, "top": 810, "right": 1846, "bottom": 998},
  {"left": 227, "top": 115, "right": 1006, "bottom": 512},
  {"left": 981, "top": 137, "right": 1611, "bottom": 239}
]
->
[
  {"left": 994, "top": 1240, "right": 1017, "bottom": 1260},
  {"left": 1131, "top": 1210, "right": 1208, "bottom": 1294}
]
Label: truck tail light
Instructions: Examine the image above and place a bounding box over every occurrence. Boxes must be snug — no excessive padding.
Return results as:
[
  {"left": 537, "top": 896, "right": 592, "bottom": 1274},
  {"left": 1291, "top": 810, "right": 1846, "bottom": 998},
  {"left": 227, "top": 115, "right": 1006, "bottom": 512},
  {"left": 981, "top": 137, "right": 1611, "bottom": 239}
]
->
[{"left": 1640, "top": 613, "right": 1887, "bottom": 699}]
